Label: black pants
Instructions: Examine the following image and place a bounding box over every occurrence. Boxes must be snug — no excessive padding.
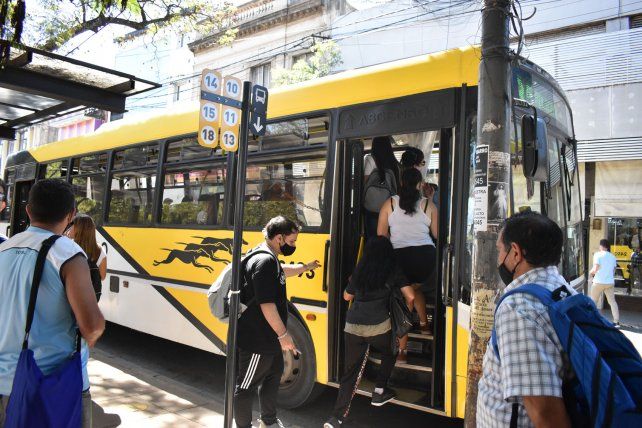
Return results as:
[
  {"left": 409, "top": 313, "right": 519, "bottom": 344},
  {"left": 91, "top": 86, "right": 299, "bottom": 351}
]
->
[
  {"left": 332, "top": 330, "right": 396, "bottom": 419},
  {"left": 234, "top": 349, "right": 284, "bottom": 428}
]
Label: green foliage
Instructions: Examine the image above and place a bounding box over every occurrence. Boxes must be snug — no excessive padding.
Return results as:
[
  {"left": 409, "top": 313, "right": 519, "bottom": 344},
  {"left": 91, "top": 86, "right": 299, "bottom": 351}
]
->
[
  {"left": 243, "top": 201, "right": 299, "bottom": 228},
  {"left": 24, "top": 0, "right": 237, "bottom": 52},
  {"left": 272, "top": 40, "right": 343, "bottom": 87}
]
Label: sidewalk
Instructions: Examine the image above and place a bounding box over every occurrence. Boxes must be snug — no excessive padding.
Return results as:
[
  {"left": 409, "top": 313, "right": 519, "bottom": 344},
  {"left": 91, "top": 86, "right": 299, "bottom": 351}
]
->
[{"left": 89, "top": 349, "right": 225, "bottom": 428}]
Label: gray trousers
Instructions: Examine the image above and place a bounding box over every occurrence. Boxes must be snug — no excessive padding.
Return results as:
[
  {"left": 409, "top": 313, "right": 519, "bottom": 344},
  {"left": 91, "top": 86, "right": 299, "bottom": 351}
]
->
[{"left": 0, "top": 390, "right": 92, "bottom": 427}]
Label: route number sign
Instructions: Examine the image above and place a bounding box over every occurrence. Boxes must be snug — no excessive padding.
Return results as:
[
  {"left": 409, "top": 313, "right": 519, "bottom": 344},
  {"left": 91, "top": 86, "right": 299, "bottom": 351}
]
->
[
  {"left": 220, "top": 76, "right": 242, "bottom": 151},
  {"left": 198, "top": 69, "right": 222, "bottom": 148}
]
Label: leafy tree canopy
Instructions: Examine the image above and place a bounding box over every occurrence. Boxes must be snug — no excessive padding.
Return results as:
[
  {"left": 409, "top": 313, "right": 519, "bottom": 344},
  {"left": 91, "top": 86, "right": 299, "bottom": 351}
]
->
[
  {"left": 272, "top": 40, "right": 343, "bottom": 87},
  {"left": 0, "top": 0, "right": 237, "bottom": 54}
]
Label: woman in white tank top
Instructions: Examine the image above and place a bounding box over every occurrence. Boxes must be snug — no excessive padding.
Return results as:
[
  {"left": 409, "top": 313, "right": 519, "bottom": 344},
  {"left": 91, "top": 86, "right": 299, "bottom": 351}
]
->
[{"left": 377, "top": 167, "right": 438, "bottom": 362}]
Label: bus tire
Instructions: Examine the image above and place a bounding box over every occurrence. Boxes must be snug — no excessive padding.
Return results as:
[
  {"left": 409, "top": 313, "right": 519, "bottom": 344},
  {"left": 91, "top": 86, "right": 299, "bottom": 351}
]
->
[{"left": 277, "top": 312, "right": 322, "bottom": 409}]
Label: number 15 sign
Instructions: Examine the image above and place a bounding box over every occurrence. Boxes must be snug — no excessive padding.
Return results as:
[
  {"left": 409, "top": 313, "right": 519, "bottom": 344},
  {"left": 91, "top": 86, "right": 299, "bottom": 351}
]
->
[{"left": 198, "top": 69, "right": 242, "bottom": 151}]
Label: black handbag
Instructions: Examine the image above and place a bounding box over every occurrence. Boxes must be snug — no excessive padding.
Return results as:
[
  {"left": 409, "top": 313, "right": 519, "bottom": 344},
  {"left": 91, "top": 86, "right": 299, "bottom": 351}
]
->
[{"left": 389, "top": 286, "right": 413, "bottom": 339}]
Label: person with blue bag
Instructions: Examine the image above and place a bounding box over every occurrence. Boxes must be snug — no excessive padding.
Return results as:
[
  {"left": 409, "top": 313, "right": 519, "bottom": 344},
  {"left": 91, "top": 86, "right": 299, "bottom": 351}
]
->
[
  {"left": 477, "top": 211, "right": 642, "bottom": 428},
  {"left": 0, "top": 179, "right": 105, "bottom": 428}
]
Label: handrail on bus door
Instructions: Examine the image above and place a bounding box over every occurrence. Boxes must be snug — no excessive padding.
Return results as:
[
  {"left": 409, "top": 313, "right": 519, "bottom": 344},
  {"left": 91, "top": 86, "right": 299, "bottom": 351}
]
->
[{"left": 322, "top": 239, "right": 330, "bottom": 292}]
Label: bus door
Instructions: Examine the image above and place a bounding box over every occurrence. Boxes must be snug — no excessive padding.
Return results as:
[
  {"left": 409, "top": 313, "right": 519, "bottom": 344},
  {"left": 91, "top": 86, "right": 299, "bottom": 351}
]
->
[
  {"left": 10, "top": 179, "right": 32, "bottom": 235},
  {"left": 331, "top": 139, "right": 364, "bottom": 380},
  {"left": 331, "top": 129, "right": 454, "bottom": 411}
]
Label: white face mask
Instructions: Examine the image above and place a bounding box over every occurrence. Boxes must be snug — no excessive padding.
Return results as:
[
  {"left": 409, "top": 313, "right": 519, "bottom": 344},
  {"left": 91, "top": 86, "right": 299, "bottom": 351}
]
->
[{"left": 418, "top": 164, "right": 428, "bottom": 178}]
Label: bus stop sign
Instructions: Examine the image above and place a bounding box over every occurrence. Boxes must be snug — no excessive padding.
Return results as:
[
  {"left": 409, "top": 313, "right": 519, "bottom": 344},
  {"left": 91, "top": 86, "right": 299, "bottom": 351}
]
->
[{"left": 250, "top": 85, "right": 268, "bottom": 137}]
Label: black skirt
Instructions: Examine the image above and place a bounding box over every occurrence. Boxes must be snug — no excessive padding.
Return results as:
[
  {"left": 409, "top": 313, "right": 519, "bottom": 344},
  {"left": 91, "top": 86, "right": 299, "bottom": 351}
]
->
[{"left": 393, "top": 245, "right": 436, "bottom": 284}]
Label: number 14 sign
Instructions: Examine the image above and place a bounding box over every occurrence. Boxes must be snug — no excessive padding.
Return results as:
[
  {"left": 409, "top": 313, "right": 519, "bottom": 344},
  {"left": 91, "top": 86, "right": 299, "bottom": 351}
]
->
[{"left": 198, "top": 69, "right": 242, "bottom": 151}]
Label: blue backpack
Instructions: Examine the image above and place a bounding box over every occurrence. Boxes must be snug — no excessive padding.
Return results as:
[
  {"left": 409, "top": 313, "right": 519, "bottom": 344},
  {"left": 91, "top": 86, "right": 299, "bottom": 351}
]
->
[{"left": 491, "top": 283, "right": 642, "bottom": 428}]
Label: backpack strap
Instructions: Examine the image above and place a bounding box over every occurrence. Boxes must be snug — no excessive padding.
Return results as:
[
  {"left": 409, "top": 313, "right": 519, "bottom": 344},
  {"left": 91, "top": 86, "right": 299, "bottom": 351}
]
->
[
  {"left": 423, "top": 198, "right": 429, "bottom": 214},
  {"left": 490, "top": 283, "right": 557, "bottom": 360},
  {"left": 240, "top": 248, "right": 281, "bottom": 308},
  {"left": 23, "top": 235, "right": 61, "bottom": 350}
]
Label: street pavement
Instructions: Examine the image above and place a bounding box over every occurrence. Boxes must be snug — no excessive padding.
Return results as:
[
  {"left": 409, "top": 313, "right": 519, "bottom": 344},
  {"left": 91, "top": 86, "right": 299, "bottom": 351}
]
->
[
  {"left": 88, "top": 323, "right": 461, "bottom": 428},
  {"left": 88, "top": 310, "right": 642, "bottom": 428}
]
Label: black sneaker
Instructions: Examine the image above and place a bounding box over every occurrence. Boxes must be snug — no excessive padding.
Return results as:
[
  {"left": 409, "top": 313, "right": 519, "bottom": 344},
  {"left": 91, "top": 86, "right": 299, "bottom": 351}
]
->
[
  {"left": 323, "top": 416, "right": 343, "bottom": 427},
  {"left": 371, "top": 387, "right": 396, "bottom": 406}
]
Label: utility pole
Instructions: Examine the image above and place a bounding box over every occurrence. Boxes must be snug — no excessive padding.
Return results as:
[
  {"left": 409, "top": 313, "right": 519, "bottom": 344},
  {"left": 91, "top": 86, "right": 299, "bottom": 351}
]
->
[{"left": 464, "top": 1, "right": 512, "bottom": 426}]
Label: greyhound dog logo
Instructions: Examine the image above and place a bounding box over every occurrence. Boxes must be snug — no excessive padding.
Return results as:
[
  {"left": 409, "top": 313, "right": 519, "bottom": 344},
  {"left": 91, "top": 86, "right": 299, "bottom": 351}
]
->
[{"left": 153, "top": 236, "right": 249, "bottom": 273}]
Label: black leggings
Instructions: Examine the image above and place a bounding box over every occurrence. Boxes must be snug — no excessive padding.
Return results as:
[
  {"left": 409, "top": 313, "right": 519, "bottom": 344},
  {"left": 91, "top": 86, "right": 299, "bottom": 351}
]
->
[
  {"left": 331, "top": 331, "right": 396, "bottom": 419},
  {"left": 394, "top": 245, "right": 436, "bottom": 284}
]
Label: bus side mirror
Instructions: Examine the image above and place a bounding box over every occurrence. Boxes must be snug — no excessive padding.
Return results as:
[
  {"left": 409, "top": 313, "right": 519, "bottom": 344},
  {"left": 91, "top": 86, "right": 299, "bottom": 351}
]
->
[{"left": 521, "top": 115, "right": 549, "bottom": 182}]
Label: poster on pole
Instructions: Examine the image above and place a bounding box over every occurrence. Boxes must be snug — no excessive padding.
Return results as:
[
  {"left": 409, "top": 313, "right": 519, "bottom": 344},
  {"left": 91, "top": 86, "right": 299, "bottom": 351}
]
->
[
  {"left": 220, "top": 76, "right": 242, "bottom": 152},
  {"left": 198, "top": 69, "right": 222, "bottom": 148},
  {"left": 487, "top": 151, "right": 511, "bottom": 225},
  {"left": 473, "top": 145, "right": 489, "bottom": 232}
]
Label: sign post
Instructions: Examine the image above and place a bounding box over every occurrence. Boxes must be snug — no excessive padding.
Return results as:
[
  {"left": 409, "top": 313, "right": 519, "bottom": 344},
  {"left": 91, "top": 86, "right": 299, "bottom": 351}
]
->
[
  {"left": 220, "top": 79, "right": 268, "bottom": 428},
  {"left": 199, "top": 69, "right": 269, "bottom": 427}
]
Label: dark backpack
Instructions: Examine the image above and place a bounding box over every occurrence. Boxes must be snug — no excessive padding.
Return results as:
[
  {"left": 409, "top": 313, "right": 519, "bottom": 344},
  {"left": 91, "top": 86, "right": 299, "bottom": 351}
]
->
[
  {"left": 363, "top": 168, "right": 397, "bottom": 212},
  {"left": 88, "top": 258, "right": 102, "bottom": 302},
  {"left": 491, "top": 283, "right": 642, "bottom": 428}
]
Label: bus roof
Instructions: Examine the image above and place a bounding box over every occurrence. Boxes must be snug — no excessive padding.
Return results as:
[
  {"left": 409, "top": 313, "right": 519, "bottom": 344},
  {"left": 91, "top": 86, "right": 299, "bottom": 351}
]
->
[{"left": 28, "top": 46, "right": 480, "bottom": 163}]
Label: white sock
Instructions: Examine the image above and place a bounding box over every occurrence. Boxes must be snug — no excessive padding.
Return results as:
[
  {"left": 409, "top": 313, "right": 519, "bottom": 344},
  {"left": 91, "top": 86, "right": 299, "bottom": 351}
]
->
[{"left": 374, "top": 387, "right": 384, "bottom": 394}]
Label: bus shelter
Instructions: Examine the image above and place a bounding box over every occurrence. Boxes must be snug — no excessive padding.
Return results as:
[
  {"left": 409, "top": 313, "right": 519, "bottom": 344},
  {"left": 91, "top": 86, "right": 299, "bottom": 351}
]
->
[{"left": 0, "top": 42, "right": 160, "bottom": 140}]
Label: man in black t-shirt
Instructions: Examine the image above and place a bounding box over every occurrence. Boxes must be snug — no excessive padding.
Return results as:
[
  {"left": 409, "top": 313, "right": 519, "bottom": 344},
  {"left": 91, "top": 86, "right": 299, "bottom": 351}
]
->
[{"left": 234, "top": 216, "right": 321, "bottom": 428}]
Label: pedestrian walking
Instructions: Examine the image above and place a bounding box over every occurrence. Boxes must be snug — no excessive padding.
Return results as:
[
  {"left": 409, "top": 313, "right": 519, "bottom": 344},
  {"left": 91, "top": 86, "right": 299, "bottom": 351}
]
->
[
  {"left": 377, "top": 167, "right": 438, "bottom": 363},
  {"left": 477, "top": 211, "right": 575, "bottom": 428},
  {"left": 66, "top": 214, "right": 107, "bottom": 300},
  {"left": 234, "top": 216, "right": 320, "bottom": 428},
  {"left": 324, "top": 237, "right": 414, "bottom": 428},
  {"left": 630, "top": 247, "right": 642, "bottom": 293},
  {"left": 589, "top": 239, "right": 620, "bottom": 326},
  {"left": 363, "top": 136, "right": 400, "bottom": 241},
  {"left": 0, "top": 179, "right": 105, "bottom": 428}
]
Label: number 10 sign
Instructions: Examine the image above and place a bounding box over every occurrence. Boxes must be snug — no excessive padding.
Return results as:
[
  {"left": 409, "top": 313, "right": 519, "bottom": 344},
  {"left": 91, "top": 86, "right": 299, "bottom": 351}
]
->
[{"left": 198, "top": 69, "right": 242, "bottom": 151}]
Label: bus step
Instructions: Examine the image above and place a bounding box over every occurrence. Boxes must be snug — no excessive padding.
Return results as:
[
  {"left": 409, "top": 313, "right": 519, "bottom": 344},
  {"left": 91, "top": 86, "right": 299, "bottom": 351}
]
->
[
  {"left": 407, "top": 331, "right": 433, "bottom": 340},
  {"left": 368, "top": 352, "right": 432, "bottom": 372},
  {"left": 344, "top": 378, "right": 433, "bottom": 412}
]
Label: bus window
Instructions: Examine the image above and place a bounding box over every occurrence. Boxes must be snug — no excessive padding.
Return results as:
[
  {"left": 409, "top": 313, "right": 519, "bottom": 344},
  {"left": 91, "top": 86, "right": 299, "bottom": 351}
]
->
[
  {"left": 165, "top": 137, "right": 222, "bottom": 163},
  {"left": 71, "top": 153, "right": 108, "bottom": 225},
  {"left": 40, "top": 160, "right": 68, "bottom": 179},
  {"left": 161, "top": 165, "right": 226, "bottom": 226},
  {"left": 244, "top": 157, "right": 326, "bottom": 229},
  {"left": 260, "top": 116, "right": 329, "bottom": 150},
  {"left": 108, "top": 171, "right": 156, "bottom": 225},
  {"left": 112, "top": 144, "right": 160, "bottom": 170},
  {"left": 546, "top": 139, "right": 565, "bottom": 227},
  {"left": 561, "top": 140, "right": 583, "bottom": 282}
]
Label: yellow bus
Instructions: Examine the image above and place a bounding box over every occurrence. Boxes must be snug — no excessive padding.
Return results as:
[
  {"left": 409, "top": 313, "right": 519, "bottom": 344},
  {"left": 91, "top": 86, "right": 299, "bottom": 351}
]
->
[{"left": 1, "top": 45, "right": 584, "bottom": 419}]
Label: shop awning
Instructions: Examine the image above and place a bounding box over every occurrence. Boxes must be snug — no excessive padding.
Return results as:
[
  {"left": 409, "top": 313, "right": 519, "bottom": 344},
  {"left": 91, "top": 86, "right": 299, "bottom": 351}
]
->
[{"left": 0, "top": 42, "right": 160, "bottom": 140}]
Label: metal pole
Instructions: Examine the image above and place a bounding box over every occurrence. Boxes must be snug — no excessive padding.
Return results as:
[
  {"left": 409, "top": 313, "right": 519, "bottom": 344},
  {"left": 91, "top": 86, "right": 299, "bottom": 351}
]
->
[
  {"left": 464, "top": 1, "right": 512, "bottom": 426},
  {"left": 223, "top": 80, "right": 252, "bottom": 428}
]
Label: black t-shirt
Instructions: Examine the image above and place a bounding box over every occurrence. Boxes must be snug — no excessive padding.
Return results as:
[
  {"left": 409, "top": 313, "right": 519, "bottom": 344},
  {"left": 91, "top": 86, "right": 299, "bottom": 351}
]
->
[
  {"left": 345, "top": 267, "right": 407, "bottom": 325},
  {"left": 237, "top": 244, "right": 288, "bottom": 354}
]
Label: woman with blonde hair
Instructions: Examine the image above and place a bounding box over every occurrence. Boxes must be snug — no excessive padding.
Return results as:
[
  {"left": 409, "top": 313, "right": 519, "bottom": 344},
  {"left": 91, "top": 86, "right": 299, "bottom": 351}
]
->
[{"left": 66, "top": 214, "right": 107, "bottom": 300}]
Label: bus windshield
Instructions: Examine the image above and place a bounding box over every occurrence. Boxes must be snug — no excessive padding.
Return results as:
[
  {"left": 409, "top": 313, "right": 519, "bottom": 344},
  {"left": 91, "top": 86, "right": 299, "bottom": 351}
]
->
[{"left": 512, "top": 65, "right": 573, "bottom": 134}]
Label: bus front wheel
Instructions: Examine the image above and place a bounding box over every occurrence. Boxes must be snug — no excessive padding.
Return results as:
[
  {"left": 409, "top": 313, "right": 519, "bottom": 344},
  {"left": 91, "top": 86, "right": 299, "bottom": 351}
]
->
[{"left": 277, "top": 312, "right": 322, "bottom": 409}]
